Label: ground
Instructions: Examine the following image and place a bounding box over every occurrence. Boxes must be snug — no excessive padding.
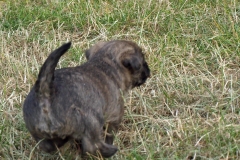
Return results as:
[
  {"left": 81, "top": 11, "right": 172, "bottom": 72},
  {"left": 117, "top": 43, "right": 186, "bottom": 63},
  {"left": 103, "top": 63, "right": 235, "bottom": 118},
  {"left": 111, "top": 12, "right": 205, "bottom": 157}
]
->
[{"left": 0, "top": 0, "right": 240, "bottom": 159}]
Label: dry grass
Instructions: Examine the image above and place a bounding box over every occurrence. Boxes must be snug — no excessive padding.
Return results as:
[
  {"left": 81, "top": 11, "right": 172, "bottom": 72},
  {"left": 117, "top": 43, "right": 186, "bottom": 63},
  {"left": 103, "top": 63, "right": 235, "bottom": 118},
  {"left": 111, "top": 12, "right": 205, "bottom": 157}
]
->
[{"left": 0, "top": 0, "right": 240, "bottom": 159}]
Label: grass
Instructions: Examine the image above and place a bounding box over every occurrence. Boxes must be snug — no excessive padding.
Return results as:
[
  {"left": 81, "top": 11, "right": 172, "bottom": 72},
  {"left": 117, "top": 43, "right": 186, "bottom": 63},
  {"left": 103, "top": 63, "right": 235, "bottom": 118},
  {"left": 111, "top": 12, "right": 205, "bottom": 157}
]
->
[{"left": 0, "top": 0, "right": 240, "bottom": 159}]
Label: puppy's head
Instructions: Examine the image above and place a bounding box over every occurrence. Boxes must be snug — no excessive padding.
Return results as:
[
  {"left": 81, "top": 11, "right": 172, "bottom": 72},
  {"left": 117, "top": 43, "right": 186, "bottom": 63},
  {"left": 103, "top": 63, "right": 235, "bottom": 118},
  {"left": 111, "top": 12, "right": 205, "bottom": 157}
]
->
[{"left": 85, "top": 40, "right": 150, "bottom": 88}]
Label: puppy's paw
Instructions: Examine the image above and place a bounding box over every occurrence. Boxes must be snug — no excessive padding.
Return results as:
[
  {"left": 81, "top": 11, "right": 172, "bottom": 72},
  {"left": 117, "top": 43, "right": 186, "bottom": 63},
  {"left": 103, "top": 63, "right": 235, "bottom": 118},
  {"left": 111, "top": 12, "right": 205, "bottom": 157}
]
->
[
  {"left": 39, "top": 139, "right": 57, "bottom": 153},
  {"left": 37, "top": 137, "right": 69, "bottom": 153},
  {"left": 82, "top": 137, "right": 118, "bottom": 158},
  {"left": 98, "top": 141, "right": 118, "bottom": 158}
]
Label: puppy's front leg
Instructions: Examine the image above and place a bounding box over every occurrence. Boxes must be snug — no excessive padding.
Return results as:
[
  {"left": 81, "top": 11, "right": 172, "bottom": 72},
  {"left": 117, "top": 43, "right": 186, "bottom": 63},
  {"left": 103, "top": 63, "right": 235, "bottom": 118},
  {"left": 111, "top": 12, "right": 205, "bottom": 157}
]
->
[
  {"left": 104, "top": 102, "right": 124, "bottom": 145},
  {"left": 80, "top": 116, "right": 118, "bottom": 158},
  {"left": 81, "top": 136, "right": 117, "bottom": 158},
  {"left": 104, "top": 122, "right": 120, "bottom": 145}
]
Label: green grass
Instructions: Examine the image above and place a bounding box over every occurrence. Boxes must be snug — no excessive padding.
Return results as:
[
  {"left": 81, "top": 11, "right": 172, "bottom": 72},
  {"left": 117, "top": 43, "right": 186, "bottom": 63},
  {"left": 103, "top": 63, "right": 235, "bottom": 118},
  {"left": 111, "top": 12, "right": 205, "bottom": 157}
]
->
[{"left": 0, "top": 0, "right": 240, "bottom": 159}]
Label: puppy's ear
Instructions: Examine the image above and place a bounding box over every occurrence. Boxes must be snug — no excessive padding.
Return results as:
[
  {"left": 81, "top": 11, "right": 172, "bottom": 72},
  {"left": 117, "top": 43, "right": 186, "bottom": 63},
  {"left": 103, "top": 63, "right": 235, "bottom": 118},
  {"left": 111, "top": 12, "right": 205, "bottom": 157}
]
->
[
  {"left": 122, "top": 56, "right": 141, "bottom": 73},
  {"left": 85, "top": 49, "right": 92, "bottom": 60},
  {"left": 85, "top": 41, "right": 107, "bottom": 60}
]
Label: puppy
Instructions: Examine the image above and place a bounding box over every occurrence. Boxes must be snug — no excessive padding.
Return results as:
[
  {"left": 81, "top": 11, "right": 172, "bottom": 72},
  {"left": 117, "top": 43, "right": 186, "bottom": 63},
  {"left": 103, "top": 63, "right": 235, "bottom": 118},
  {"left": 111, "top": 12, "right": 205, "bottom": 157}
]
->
[{"left": 23, "top": 40, "right": 150, "bottom": 158}]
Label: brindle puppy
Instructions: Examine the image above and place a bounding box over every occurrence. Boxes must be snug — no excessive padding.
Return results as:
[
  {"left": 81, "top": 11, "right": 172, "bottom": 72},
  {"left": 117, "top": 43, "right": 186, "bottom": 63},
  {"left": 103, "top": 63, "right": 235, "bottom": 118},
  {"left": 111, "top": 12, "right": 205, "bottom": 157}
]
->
[{"left": 23, "top": 40, "right": 150, "bottom": 158}]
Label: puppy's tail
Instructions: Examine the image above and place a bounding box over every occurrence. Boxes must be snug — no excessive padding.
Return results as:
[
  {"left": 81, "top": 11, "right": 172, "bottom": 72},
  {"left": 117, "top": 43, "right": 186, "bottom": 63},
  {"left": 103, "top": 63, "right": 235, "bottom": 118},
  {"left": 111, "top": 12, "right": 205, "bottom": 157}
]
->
[{"left": 35, "top": 42, "right": 71, "bottom": 96}]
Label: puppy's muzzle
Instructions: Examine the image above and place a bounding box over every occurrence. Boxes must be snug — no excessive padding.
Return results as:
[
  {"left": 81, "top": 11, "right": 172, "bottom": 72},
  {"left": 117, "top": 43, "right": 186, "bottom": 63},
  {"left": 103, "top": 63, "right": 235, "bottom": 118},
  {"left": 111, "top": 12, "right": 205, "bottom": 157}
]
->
[{"left": 135, "top": 62, "right": 150, "bottom": 86}]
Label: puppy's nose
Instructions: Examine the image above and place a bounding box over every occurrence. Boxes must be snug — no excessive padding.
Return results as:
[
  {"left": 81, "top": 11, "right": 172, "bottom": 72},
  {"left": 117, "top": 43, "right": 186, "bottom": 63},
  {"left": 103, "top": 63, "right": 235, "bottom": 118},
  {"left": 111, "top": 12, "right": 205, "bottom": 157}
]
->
[{"left": 144, "top": 63, "right": 150, "bottom": 78}]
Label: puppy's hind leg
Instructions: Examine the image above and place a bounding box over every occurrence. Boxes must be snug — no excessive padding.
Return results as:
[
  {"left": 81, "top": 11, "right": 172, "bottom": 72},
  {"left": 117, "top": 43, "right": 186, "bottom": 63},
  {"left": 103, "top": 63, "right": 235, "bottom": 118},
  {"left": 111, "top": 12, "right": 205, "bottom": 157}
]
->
[
  {"left": 33, "top": 135, "right": 69, "bottom": 153},
  {"left": 34, "top": 138, "right": 57, "bottom": 153}
]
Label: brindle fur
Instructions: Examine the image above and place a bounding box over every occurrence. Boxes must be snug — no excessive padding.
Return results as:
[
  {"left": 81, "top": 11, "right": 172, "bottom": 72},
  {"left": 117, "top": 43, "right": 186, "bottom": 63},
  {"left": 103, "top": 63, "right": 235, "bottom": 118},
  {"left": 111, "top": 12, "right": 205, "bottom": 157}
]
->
[{"left": 23, "top": 40, "right": 150, "bottom": 158}]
